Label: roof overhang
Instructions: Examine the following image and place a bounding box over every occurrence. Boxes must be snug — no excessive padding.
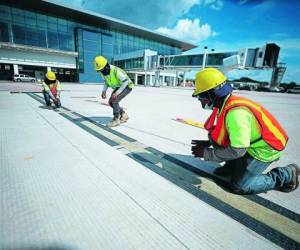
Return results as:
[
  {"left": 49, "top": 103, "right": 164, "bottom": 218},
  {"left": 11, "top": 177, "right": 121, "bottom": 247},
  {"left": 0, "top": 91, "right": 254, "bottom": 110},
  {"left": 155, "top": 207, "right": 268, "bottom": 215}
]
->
[{"left": 3, "top": 0, "right": 197, "bottom": 51}]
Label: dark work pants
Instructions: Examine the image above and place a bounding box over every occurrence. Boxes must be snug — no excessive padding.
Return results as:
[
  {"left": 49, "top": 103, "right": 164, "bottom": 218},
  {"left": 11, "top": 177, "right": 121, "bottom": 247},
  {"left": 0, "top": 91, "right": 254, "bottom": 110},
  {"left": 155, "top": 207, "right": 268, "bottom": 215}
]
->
[
  {"left": 43, "top": 91, "right": 61, "bottom": 108},
  {"left": 108, "top": 87, "right": 132, "bottom": 119},
  {"left": 43, "top": 90, "right": 51, "bottom": 106}
]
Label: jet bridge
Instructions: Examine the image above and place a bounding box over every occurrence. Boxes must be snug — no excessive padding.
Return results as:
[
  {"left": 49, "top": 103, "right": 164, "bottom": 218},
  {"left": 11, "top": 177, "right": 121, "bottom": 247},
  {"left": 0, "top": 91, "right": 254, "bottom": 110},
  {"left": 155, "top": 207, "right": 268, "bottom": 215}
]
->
[{"left": 113, "top": 43, "right": 284, "bottom": 87}]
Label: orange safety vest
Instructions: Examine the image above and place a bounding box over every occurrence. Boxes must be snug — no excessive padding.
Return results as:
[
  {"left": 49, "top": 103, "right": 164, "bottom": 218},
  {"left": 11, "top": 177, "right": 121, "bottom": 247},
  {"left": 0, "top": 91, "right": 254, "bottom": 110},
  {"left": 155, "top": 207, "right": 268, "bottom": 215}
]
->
[
  {"left": 204, "top": 95, "right": 288, "bottom": 151},
  {"left": 49, "top": 81, "right": 58, "bottom": 96}
]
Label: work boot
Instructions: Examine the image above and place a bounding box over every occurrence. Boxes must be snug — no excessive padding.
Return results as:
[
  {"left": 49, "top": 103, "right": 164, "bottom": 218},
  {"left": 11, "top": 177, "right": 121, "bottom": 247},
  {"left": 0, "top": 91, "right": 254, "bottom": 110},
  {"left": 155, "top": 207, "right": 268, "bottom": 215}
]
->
[
  {"left": 107, "top": 117, "right": 120, "bottom": 127},
  {"left": 277, "top": 164, "right": 300, "bottom": 192},
  {"left": 120, "top": 112, "right": 129, "bottom": 123}
]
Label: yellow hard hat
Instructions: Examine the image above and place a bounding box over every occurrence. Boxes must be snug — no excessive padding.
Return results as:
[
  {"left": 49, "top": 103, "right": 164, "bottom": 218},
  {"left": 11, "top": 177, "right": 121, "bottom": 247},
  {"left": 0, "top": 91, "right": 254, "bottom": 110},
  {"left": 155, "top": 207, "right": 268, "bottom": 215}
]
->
[
  {"left": 193, "top": 68, "right": 227, "bottom": 96},
  {"left": 94, "top": 55, "right": 108, "bottom": 71},
  {"left": 45, "top": 71, "right": 56, "bottom": 81}
]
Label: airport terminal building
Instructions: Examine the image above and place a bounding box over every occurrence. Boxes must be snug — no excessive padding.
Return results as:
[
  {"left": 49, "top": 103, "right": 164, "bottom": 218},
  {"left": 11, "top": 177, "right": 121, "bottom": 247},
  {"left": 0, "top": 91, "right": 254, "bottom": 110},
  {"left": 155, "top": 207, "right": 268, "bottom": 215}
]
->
[{"left": 0, "top": 0, "right": 196, "bottom": 84}]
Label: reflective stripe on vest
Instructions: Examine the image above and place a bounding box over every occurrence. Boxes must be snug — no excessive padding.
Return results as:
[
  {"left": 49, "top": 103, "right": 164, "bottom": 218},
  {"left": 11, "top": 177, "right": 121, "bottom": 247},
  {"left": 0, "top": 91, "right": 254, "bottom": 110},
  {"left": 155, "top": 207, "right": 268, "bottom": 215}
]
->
[
  {"left": 104, "top": 65, "right": 133, "bottom": 89},
  {"left": 204, "top": 95, "right": 288, "bottom": 151}
]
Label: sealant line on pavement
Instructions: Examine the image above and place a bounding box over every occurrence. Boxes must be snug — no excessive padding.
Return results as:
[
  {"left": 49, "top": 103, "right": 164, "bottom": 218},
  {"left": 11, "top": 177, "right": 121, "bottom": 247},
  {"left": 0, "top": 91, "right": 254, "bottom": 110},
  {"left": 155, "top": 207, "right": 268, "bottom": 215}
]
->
[
  {"left": 27, "top": 92, "right": 300, "bottom": 221},
  {"left": 27, "top": 93, "right": 300, "bottom": 248},
  {"left": 130, "top": 149, "right": 300, "bottom": 244},
  {"left": 146, "top": 146, "right": 300, "bottom": 223},
  {"left": 128, "top": 152, "right": 299, "bottom": 249}
]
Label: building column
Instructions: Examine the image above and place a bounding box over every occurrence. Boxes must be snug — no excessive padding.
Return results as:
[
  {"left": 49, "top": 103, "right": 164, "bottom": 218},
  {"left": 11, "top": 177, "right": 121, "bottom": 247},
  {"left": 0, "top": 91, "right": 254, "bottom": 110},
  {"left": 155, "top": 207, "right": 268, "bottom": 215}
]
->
[
  {"left": 175, "top": 71, "right": 179, "bottom": 87},
  {"left": 162, "top": 75, "right": 165, "bottom": 86},
  {"left": 172, "top": 75, "right": 176, "bottom": 87},
  {"left": 134, "top": 73, "right": 138, "bottom": 85},
  {"left": 144, "top": 71, "right": 147, "bottom": 86},
  {"left": 149, "top": 74, "right": 153, "bottom": 86},
  {"left": 154, "top": 70, "right": 160, "bottom": 87},
  {"left": 13, "top": 64, "right": 19, "bottom": 75},
  {"left": 183, "top": 72, "right": 186, "bottom": 87},
  {"left": 47, "top": 66, "right": 51, "bottom": 72}
]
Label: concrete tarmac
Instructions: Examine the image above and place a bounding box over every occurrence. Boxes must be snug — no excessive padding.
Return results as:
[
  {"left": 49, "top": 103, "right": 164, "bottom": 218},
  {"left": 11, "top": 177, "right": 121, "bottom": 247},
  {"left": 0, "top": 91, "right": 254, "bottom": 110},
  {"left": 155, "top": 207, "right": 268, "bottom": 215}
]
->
[{"left": 1, "top": 82, "right": 299, "bottom": 249}]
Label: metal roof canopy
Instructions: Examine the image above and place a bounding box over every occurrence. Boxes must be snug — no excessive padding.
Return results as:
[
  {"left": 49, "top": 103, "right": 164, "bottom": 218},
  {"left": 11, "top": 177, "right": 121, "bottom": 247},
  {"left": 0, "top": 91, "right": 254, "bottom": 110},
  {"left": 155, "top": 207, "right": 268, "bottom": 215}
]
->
[{"left": 2, "top": 0, "right": 197, "bottom": 51}]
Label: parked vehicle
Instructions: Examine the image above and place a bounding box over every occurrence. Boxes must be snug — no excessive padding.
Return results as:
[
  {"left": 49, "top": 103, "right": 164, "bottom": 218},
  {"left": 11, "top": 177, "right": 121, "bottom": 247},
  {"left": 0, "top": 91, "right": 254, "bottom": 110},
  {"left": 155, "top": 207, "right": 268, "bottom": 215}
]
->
[
  {"left": 287, "top": 86, "right": 300, "bottom": 94},
  {"left": 13, "top": 74, "right": 36, "bottom": 82}
]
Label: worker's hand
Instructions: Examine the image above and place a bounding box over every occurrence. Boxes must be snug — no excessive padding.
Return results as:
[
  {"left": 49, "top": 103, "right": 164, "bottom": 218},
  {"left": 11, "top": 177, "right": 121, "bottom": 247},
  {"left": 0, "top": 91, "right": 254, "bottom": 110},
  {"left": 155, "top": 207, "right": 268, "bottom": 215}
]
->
[
  {"left": 111, "top": 93, "right": 118, "bottom": 101},
  {"left": 101, "top": 91, "right": 107, "bottom": 99},
  {"left": 191, "top": 140, "right": 210, "bottom": 158},
  {"left": 191, "top": 140, "right": 211, "bottom": 147}
]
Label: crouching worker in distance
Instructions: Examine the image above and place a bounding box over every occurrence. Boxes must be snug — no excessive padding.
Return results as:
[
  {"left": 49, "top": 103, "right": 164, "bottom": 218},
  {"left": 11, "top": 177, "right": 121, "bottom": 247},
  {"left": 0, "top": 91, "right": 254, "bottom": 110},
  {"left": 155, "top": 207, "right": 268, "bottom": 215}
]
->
[
  {"left": 191, "top": 68, "right": 299, "bottom": 195},
  {"left": 93, "top": 55, "right": 134, "bottom": 127},
  {"left": 42, "top": 71, "right": 61, "bottom": 109}
]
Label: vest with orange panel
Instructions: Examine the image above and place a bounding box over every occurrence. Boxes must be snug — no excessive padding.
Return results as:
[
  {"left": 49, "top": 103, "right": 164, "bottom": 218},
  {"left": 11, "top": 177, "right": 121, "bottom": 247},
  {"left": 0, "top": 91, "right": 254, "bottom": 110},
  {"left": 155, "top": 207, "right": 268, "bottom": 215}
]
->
[
  {"left": 204, "top": 95, "right": 288, "bottom": 151},
  {"left": 49, "top": 80, "right": 60, "bottom": 96}
]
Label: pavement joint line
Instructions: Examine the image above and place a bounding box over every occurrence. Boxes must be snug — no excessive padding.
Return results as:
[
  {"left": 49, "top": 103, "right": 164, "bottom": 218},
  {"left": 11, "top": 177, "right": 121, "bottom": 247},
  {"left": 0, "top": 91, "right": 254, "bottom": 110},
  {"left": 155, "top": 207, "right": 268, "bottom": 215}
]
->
[
  {"left": 131, "top": 148, "right": 300, "bottom": 243},
  {"left": 27, "top": 92, "right": 300, "bottom": 248},
  {"left": 27, "top": 92, "right": 300, "bottom": 221},
  {"left": 146, "top": 146, "right": 300, "bottom": 223},
  {"left": 28, "top": 103, "right": 189, "bottom": 249},
  {"left": 128, "top": 152, "right": 300, "bottom": 249}
]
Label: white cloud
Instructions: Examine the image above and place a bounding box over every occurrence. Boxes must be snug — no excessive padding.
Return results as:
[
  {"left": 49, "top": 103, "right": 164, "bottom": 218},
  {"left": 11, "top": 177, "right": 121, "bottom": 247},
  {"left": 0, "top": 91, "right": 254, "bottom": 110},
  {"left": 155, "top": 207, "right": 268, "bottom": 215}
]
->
[
  {"left": 201, "top": 0, "right": 224, "bottom": 10},
  {"left": 55, "top": 0, "right": 224, "bottom": 29},
  {"left": 156, "top": 18, "right": 217, "bottom": 44},
  {"left": 55, "top": 0, "right": 201, "bottom": 29}
]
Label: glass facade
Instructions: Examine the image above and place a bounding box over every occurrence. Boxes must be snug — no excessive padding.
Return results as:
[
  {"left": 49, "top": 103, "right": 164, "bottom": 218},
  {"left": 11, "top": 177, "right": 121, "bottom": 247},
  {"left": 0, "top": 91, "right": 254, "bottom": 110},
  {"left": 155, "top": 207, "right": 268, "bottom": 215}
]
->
[
  {"left": 206, "top": 52, "right": 236, "bottom": 66},
  {"left": 0, "top": 3, "right": 184, "bottom": 82},
  {"left": 76, "top": 28, "right": 113, "bottom": 82},
  {"left": 112, "top": 31, "right": 181, "bottom": 56},
  {"left": 0, "top": 5, "right": 75, "bottom": 51},
  {"left": 159, "top": 52, "right": 236, "bottom": 67},
  {"left": 114, "top": 57, "right": 144, "bottom": 70},
  {"left": 0, "top": 4, "right": 182, "bottom": 56}
]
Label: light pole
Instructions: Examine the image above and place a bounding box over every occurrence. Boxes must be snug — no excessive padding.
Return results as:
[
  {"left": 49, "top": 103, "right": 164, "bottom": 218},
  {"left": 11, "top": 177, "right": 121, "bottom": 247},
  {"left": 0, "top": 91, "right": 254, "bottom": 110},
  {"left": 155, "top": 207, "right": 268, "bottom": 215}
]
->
[{"left": 202, "top": 46, "right": 208, "bottom": 69}]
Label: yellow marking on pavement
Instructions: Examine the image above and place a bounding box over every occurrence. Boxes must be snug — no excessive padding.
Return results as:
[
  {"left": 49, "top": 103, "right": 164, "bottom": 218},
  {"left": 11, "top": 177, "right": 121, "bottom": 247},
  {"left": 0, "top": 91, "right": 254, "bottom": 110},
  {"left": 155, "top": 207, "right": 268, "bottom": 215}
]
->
[
  {"left": 174, "top": 118, "right": 204, "bottom": 128},
  {"left": 197, "top": 179, "right": 300, "bottom": 243},
  {"left": 58, "top": 105, "right": 300, "bottom": 243}
]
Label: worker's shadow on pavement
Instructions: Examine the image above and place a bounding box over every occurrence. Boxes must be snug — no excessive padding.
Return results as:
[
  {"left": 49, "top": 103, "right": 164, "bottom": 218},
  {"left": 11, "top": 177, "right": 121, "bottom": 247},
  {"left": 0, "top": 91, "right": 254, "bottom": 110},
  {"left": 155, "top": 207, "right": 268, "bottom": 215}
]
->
[
  {"left": 129, "top": 151, "right": 232, "bottom": 192},
  {"left": 38, "top": 105, "right": 50, "bottom": 109},
  {"left": 169, "top": 153, "right": 233, "bottom": 192},
  {"left": 85, "top": 116, "right": 112, "bottom": 125}
]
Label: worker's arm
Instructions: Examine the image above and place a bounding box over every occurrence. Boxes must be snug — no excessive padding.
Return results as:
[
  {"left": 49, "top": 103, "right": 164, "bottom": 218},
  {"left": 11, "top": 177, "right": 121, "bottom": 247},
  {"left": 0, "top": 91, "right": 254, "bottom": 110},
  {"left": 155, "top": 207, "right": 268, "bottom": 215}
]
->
[
  {"left": 203, "top": 146, "right": 247, "bottom": 162},
  {"left": 101, "top": 83, "right": 108, "bottom": 99},
  {"left": 42, "top": 82, "right": 56, "bottom": 100},
  {"left": 203, "top": 108, "right": 252, "bottom": 162},
  {"left": 56, "top": 81, "right": 61, "bottom": 99}
]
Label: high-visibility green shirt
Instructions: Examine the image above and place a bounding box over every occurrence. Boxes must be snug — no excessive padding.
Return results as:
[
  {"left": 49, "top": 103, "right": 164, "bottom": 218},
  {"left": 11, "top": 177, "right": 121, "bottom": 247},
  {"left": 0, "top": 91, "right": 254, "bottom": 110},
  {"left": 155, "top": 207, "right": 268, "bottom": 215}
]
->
[{"left": 226, "top": 107, "right": 282, "bottom": 162}]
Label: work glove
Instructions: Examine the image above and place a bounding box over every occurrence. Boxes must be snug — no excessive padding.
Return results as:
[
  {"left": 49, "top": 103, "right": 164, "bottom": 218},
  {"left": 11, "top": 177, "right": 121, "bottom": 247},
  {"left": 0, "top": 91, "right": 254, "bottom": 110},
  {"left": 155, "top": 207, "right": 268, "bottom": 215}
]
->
[
  {"left": 101, "top": 91, "right": 107, "bottom": 99},
  {"left": 191, "top": 140, "right": 211, "bottom": 158},
  {"left": 53, "top": 97, "right": 61, "bottom": 108}
]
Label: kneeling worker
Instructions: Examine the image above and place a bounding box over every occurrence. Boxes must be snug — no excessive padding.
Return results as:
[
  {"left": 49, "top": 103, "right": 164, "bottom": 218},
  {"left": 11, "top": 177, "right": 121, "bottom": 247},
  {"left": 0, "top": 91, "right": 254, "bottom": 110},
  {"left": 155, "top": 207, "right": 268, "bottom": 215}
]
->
[
  {"left": 191, "top": 68, "right": 299, "bottom": 194},
  {"left": 94, "top": 55, "right": 134, "bottom": 127},
  {"left": 42, "top": 71, "right": 61, "bottom": 109}
]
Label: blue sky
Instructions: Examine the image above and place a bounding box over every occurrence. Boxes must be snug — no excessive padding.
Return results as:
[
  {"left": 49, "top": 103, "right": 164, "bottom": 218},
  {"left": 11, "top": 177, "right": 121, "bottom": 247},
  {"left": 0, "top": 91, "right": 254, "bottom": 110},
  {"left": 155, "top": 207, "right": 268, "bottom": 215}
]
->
[{"left": 55, "top": 0, "right": 300, "bottom": 83}]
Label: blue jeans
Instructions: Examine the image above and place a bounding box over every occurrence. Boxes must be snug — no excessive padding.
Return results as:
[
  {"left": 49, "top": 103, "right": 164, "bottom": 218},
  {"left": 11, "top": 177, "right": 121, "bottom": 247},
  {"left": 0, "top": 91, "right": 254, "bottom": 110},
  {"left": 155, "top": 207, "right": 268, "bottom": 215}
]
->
[
  {"left": 227, "top": 153, "right": 293, "bottom": 194},
  {"left": 43, "top": 91, "right": 61, "bottom": 108}
]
